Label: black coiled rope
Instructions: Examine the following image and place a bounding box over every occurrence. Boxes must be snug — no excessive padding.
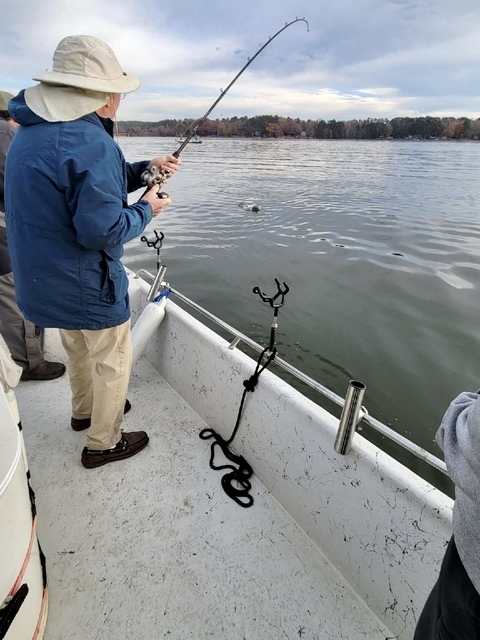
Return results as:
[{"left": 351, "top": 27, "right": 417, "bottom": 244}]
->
[{"left": 199, "top": 346, "right": 277, "bottom": 508}]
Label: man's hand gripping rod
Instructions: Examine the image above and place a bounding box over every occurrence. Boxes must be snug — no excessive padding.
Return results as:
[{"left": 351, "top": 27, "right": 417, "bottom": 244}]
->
[{"left": 139, "top": 165, "right": 171, "bottom": 201}]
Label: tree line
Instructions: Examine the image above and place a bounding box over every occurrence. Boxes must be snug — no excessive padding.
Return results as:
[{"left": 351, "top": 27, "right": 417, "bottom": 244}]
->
[{"left": 118, "top": 115, "right": 480, "bottom": 140}]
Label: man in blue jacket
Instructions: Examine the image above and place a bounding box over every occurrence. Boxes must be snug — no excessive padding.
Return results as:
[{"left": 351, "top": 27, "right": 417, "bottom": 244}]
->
[{"left": 5, "top": 35, "right": 181, "bottom": 468}]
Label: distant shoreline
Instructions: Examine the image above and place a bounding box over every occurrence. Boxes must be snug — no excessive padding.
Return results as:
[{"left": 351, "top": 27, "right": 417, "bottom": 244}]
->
[
  {"left": 117, "top": 133, "right": 479, "bottom": 142},
  {"left": 117, "top": 114, "right": 480, "bottom": 141}
]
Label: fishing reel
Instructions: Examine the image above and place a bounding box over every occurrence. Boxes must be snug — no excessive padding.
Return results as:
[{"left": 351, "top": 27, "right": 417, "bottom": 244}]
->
[{"left": 140, "top": 165, "right": 170, "bottom": 199}]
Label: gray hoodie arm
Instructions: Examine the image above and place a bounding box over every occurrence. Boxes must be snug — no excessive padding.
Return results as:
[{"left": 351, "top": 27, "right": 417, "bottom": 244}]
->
[{"left": 436, "top": 391, "right": 480, "bottom": 502}]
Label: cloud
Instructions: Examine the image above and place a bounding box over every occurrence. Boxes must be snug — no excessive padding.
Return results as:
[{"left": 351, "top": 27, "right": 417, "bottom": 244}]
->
[{"left": 1, "top": 0, "right": 479, "bottom": 121}]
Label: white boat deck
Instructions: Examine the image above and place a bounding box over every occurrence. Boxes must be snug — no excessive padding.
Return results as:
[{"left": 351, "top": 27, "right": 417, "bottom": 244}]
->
[{"left": 15, "top": 331, "right": 392, "bottom": 640}]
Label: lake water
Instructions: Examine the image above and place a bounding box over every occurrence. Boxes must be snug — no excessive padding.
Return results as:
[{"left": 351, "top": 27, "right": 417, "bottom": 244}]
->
[{"left": 120, "top": 136, "right": 480, "bottom": 489}]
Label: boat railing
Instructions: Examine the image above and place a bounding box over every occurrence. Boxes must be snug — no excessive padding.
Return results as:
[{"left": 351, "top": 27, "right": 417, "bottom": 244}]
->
[{"left": 135, "top": 269, "right": 448, "bottom": 476}]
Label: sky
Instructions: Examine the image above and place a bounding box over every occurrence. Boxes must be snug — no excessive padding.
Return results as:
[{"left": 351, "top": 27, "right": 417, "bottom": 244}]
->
[{"left": 1, "top": 0, "right": 480, "bottom": 123}]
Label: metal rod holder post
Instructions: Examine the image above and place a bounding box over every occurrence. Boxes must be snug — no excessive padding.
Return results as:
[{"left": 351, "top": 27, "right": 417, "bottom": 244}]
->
[
  {"left": 268, "top": 308, "right": 279, "bottom": 353},
  {"left": 146, "top": 265, "right": 168, "bottom": 302},
  {"left": 252, "top": 278, "right": 289, "bottom": 357},
  {"left": 141, "top": 231, "right": 168, "bottom": 301},
  {"left": 334, "top": 380, "right": 366, "bottom": 455}
]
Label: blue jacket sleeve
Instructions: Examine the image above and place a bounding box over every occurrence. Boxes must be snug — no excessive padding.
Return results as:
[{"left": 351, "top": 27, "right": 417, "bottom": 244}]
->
[
  {"left": 436, "top": 391, "right": 480, "bottom": 502},
  {"left": 126, "top": 160, "right": 150, "bottom": 193},
  {"left": 62, "top": 136, "right": 152, "bottom": 250}
]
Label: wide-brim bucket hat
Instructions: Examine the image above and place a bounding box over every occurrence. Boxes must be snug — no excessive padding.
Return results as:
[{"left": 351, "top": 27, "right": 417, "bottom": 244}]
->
[
  {"left": 25, "top": 84, "right": 112, "bottom": 123},
  {"left": 0, "top": 91, "right": 14, "bottom": 112},
  {"left": 24, "top": 34, "right": 140, "bottom": 122}
]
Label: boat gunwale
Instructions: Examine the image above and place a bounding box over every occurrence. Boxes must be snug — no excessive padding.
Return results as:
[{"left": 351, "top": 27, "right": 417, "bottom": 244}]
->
[{"left": 135, "top": 268, "right": 447, "bottom": 476}]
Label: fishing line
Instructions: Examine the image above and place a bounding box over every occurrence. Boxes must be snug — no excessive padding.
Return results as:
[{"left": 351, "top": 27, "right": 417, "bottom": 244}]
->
[
  {"left": 140, "top": 17, "right": 309, "bottom": 196},
  {"left": 174, "top": 17, "right": 309, "bottom": 155}
]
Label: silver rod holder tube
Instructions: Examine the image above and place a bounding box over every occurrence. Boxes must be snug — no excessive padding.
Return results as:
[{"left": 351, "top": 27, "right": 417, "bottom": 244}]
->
[
  {"left": 334, "top": 380, "right": 366, "bottom": 455},
  {"left": 146, "top": 266, "right": 168, "bottom": 302}
]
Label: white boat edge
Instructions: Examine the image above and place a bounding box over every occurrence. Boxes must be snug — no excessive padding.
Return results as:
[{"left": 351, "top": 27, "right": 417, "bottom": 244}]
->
[
  {"left": 127, "top": 269, "right": 453, "bottom": 636},
  {"left": 0, "top": 266, "right": 453, "bottom": 639}
]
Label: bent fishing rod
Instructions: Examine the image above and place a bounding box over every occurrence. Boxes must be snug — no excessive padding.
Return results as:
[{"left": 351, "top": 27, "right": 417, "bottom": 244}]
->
[{"left": 140, "top": 17, "right": 309, "bottom": 197}]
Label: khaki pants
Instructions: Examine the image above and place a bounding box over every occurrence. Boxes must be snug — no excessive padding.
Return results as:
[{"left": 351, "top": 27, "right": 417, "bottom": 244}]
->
[{"left": 59, "top": 320, "right": 132, "bottom": 450}]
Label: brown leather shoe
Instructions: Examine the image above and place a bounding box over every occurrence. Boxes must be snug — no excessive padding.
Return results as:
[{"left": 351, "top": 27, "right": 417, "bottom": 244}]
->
[
  {"left": 81, "top": 431, "right": 149, "bottom": 468},
  {"left": 71, "top": 399, "right": 131, "bottom": 431},
  {"left": 21, "top": 361, "right": 66, "bottom": 381}
]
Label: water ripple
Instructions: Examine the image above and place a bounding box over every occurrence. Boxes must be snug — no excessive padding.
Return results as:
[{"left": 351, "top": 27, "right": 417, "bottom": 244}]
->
[{"left": 121, "top": 137, "right": 480, "bottom": 468}]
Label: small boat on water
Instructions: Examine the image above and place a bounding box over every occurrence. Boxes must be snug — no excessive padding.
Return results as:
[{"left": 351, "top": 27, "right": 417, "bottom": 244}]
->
[
  {"left": 0, "top": 265, "right": 453, "bottom": 640},
  {"left": 176, "top": 133, "right": 202, "bottom": 144}
]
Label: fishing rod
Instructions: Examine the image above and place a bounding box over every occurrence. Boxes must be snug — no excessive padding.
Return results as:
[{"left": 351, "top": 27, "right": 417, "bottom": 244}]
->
[{"left": 140, "top": 17, "right": 309, "bottom": 196}]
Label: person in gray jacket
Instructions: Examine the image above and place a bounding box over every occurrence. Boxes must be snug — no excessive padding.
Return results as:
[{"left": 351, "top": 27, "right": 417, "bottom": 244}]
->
[
  {"left": 414, "top": 391, "right": 480, "bottom": 639},
  {"left": 0, "top": 90, "right": 65, "bottom": 380}
]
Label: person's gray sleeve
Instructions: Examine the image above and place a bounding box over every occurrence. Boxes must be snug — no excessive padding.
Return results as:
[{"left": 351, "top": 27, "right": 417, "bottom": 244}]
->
[{"left": 436, "top": 391, "right": 480, "bottom": 501}]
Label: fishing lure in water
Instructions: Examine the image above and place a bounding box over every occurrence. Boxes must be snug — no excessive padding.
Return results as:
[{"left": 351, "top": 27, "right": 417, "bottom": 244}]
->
[
  {"left": 239, "top": 202, "right": 261, "bottom": 212},
  {"left": 141, "top": 17, "right": 309, "bottom": 197}
]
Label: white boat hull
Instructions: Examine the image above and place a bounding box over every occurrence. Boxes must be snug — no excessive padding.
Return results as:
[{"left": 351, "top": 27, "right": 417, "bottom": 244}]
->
[
  {"left": 0, "top": 390, "right": 48, "bottom": 640},
  {"left": 128, "top": 271, "right": 453, "bottom": 638},
  {"left": 1, "top": 267, "right": 453, "bottom": 639}
]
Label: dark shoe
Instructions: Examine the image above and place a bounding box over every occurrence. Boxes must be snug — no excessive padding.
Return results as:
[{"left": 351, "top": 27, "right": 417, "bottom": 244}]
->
[
  {"left": 71, "top": 399, "right": 132, "bottom": 431},
  {"left": 81, "top": 431, "right": 149, "bottom": 468},
  {"left": 21, "top": 361, "right": 66, "bottom": 381}
]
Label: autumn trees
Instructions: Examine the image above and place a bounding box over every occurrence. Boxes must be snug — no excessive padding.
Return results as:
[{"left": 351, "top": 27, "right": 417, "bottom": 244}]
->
[{"left": 118, "top": 115, "right": 480, "bottom": 140}]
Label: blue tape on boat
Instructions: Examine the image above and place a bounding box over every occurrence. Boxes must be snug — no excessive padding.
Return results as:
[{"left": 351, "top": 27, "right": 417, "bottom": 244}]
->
[{"left": 153, "top": 289, "right": 171, "bottom": 303}]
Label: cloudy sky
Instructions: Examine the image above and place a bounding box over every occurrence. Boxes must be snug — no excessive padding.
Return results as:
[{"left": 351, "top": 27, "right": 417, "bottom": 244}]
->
[{"left": 1, "top": 0, "right": 479, "bottom": 122}]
